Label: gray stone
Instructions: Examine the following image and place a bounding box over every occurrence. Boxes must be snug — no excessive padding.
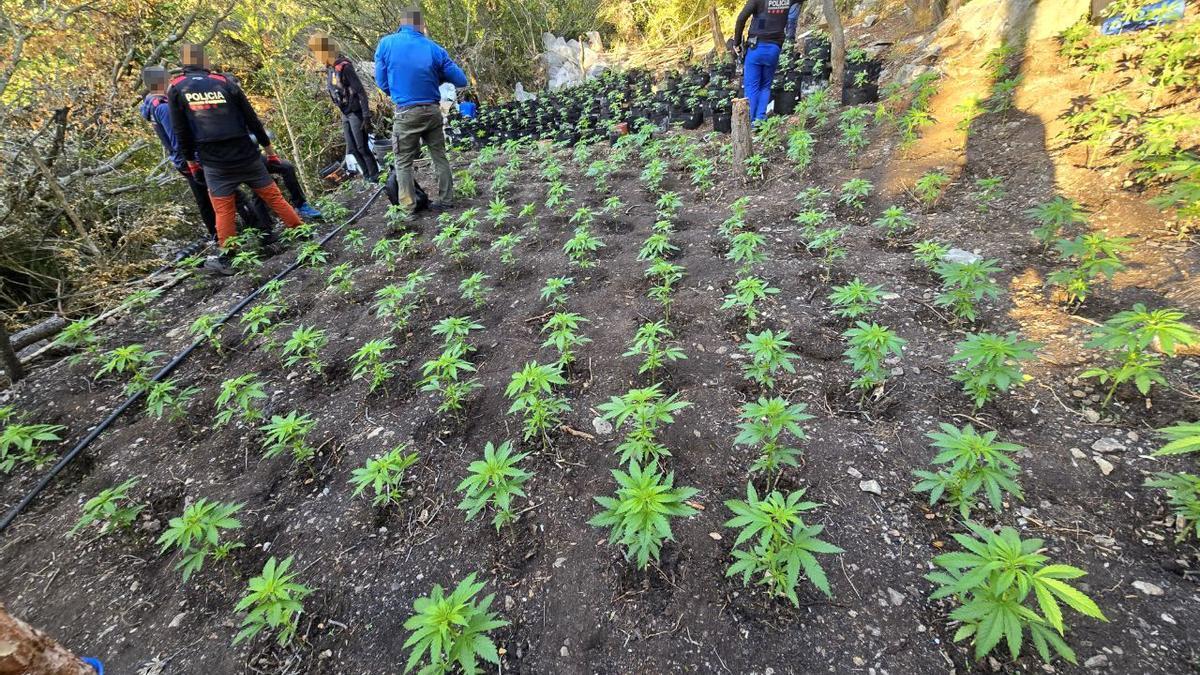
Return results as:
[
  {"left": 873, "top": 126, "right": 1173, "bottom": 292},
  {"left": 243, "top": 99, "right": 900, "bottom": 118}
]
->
[
  {"left": 1084, "top": 654, "right": 1109, "bottom": 669},
  {"left": 942, "top": 248, "right": 980, "bottom": 265},
  {"left": 859, "top": 480, "right": 882, "bottom": 496},
  {"left": 1091, "top": 437, "right": 1125, "bottom": 454},
  {"left": 886, "top": 587, "right": 905, "bottom": 606},
  {"left": 1094, "top": 456, "right": 1115, "bottom": 476},
  {"left": 863, "top": 13, "right": 878, "bottom": 27},
  {"left": 1083, "top": 409, "right": 1101, "bottom": 423},
  {"left": 592, "top": 417, "right": 613, "bottom": 435},
  {"left": 1132, "top": 580, "right": 1164, "bottom": 596}
]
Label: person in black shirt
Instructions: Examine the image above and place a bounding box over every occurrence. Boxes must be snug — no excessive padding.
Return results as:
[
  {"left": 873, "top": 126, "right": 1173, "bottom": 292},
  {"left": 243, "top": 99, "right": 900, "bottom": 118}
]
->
[
  {"left": 308, "top": 33, "right": 380, "bottom": 182},
  {"left": 167, "top": 43, "right": 303, "bottom": 274},
  {"left": 733, "top": 0, "right": 803, "bottom": 122}
]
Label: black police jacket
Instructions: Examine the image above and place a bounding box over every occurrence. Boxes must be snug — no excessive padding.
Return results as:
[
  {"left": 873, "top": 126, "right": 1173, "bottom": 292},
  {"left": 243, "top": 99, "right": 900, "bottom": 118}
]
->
[
  {"left": 734, "top": 0, "right": 802, "bottom": 47},
  {"left": 326, "top": 56, "right": 371, "bottom": 119},
  {"left": 167, "top": 66, "right": 270, "bottom": 167}
]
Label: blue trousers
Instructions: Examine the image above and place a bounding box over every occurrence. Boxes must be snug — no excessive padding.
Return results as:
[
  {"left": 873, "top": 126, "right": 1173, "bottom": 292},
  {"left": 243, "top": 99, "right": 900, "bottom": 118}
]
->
[{"left": 744, "top": 42, "right": 781, "bottom": 121}]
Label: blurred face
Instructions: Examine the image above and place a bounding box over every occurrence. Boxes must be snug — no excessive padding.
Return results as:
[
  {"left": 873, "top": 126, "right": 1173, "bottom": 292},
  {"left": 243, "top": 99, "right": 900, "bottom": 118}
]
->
[
  {"left": 181, "top": 44, "right": 211, "bottom": 69},
  {"left": 401, "top": 10, "right": 424, "bottom": 32},
  {"left": 308, "top": 35, "right": 336, "bottom": 65},
  {"left": 142, "top": 67, "right": 168, "bottom": 92}
]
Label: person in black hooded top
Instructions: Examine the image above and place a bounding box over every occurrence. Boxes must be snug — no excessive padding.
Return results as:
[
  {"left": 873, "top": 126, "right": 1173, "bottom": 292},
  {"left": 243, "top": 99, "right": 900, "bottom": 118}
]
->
[
  {"left": 733, "top": 0, "right": 803, "bottom": 122},
  {"left": 308, "top": 32, "right": 380, "bottom": 182}
]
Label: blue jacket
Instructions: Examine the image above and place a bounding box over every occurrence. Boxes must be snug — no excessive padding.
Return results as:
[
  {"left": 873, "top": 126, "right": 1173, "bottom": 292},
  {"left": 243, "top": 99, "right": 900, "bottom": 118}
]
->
[
  {"left": 139, "top": 93, "right": 185, "bottom": 169},
  {"left": 374, "top": 26, "right": 468, "bottom": 108}
]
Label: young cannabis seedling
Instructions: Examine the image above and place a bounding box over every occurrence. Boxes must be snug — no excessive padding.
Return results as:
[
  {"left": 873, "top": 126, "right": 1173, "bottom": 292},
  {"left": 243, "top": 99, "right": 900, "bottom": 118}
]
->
[
  {"left": 490, "top": 233, "right": 524, "bottom": 267},
  {"left": 873, "top": 206, "right": 914, "bottom": 238},
  {"left": 638, "top": 232, "right": 678, "bottom": 262},
  {"left": 1047, "top": 233, "right": 1131, "bottom": 305},
  {"left": 564, "top": 226, "right": 605, "bottom": 269},
  {"left": 926, "top": 522, "right": 1107, "bottom": 664},
  {"left": 432, "top": 316, "right": 483, "bottom": 351},
  {"left": 157, "top": 498, "right": 244, "bottom": 583},
  {"left": 722, "top": 277, "right": 780, "bottom": 324},
  {"left": 327, "top": 263, "right": 354, "bottom": 295},
  {"left": 949, "top": 332, "right": 1039, "bottom": 407},
  {"left": 343, "top": 228, "right": 365, "bottom": 253},
  {"left": 1081, "top": 303, "right": 1200, "bottom": 405},
  {"left": 740, "top": 330, "right": 800, "bottom": 389},
  {"left": 590, "top": 460, "right": 698, "bottom": 569},
  {"left": 624, "top": 321, "right": 686, "bottom": 376},
  {"left": 914, "top": 170, "right": 951, "bottom": 207},
  {"left": 913, "top": 240, "right": 950, "bottom": 270},
  {"left": 505, "top": 362, "right": 571, "bottom": 444},
  {"left": 68, "top": 477, "right": 143, "bottom": 537},
  {"left": 646, "top": 260, "right": 685, "bottom": 316},
  {"left": 934, "top": 258, "right": 1003, "bottom": 323},
  {"left": 806, "top": 227, "right": 849, "bottom": 269},
  {"left": 843, "top": 322, "right": 906, "bottom": 392},
  {"left": 261, "top": 411, "right": 317, "bottom": 463},
  {"left": 727, "top": 230, "right": 766, "bottom": 273},
  {"left": 787, "top": 127, "right": 815, "bottom": 169},
  {"left": 95, "top": 344, "right": 163, "bottom": 395},
  {"left": 1027, "top": 197, "right": 1087, "bottom": 247},
  {"left": 539, "top": 276, "right": 574, "bottom": 308},
  {"left": 401, "top": 573, "right": 508, "bottom": 674},
  {"left": 215, "top": 373, "right": 268, "bottom": 428},
  {"left": 146, "top": 378, "right": 200, "bottom": 422},
  {"left": 0, "top": 418, "right": 65, "bottom": 473},
  {"left": 350, "top": 443, "right": 419, "bottom": 507},
  {"left": 828, "top": 279, "right": 884, "bottom": 319},
  {"left": 838, "top": 178, "right": 873, "bottom": 210},
  {"left": 420, "top": 341, "right": 481, "bottom": 416},
  {"left": 457, "top": 440, "right": 532, "bottom": 531},
  {"left": 598, "top": 384, "right": 691, "bottom": 466},
  {"left": 55, "top": 318, "right": 101, "bottom": 365},
  {"left": 297, "top": 241, "right": 329, "bottom": 268},
  {"left": 351, "top": 338, "right": 398, "bottom": 393},
  {"left": 233, "top": 556, "right": 312, "bottom": 647},
  {"left": 281, "top": 325, "right": 328, "bottom": 376},
  {"left": 541, "top": 312, "right": 591, "bottom": 368},
  {"left": 973, "top": 177, "right": 1004, "bottom": 212},
  {"left": 912, "top": 423, "right": 1024, "bottom": 518},
  {"left": 486, "top": 197, "right": 510, "bottom": 229},
  {"left": 459, "top": 272, "right": 492, "bottom": 309},
  {"left": 240, "top": 302, "right": 282, "bottom": 345},
  {"left": 724, "top": 483, "right": 842, "bottom": 604},
  {"left": 735, "top": 397, "right": 813, "bottom": 477}
]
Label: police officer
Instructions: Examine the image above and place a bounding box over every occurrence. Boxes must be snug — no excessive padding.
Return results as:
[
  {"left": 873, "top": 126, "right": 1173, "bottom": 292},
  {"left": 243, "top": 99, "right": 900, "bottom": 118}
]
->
[
  {"left": 733, "top": 0, "right": 803, "bottom": 122},
  {"left": 167, "top": 43, "right": 304, "bottom": 274},
  {"left": 307, "top": 32, "right": 380, "bottom": 183}
]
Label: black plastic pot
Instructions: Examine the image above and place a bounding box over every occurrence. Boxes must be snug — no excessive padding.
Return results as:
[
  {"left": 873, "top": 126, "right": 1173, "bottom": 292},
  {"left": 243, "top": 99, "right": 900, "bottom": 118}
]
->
[
  {"left": 682, "top": 108, "right": 704, "bottom": 130},
  {"left": 842, "top": 58, "right": 882, "bottom": 105},
  {"left": 774, "top": 89, "right": 797, "bottom": 115},
  {"left": 713, "top": 111, "right": 732, "bottom": 133}
]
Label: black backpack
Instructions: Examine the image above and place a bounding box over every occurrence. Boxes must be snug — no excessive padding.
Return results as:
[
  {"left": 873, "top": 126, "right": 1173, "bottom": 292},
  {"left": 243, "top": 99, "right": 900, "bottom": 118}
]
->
[{"left": 384, "top": 171, "right": 430, "bottom": 213}]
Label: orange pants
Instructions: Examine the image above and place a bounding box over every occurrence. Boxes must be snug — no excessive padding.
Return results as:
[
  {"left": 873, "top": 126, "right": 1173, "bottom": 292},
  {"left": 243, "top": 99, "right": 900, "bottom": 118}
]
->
[{"left": 210, "top": 183, "right": 302, "bottom": 247}]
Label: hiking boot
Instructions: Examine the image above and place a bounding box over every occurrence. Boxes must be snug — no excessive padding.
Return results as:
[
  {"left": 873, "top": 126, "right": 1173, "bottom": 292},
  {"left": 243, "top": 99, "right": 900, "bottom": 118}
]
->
[
  {"left": 296, "top": 203, "right": 323, "bottom": 220},
  {"left": 430, "top": 201, "right": 454, "bottom": 213},
  {"left": 202, "top": 254, "right": 234, "bottom": 276}
]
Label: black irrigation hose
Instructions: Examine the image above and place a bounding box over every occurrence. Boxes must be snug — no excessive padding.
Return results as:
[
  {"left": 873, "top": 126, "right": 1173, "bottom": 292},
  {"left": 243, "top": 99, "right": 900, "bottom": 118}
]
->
[{"left": 0, "top": 186, "right": 385, "bottom": 535}]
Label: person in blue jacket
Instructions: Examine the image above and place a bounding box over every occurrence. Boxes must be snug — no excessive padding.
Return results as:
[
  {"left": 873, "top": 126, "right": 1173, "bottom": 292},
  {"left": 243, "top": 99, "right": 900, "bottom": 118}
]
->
[
  {"left": 374, "top": 9, "right": 468, "bottom": 216},
  {"left": 733, "top": 0, "right": 803, "bottom": 122}
]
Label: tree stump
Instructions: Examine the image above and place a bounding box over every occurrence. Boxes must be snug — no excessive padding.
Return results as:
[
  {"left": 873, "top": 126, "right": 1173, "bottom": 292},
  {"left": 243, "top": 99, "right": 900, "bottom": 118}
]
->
[
  {"left": 0, "top": 603, "right": 93, "bottom": 674},
  {"left": 0, "top": 323, "right": 24, "bottom": 385},
  {"left": 731, "top": 98, "right": 753, "bottom": 180}
]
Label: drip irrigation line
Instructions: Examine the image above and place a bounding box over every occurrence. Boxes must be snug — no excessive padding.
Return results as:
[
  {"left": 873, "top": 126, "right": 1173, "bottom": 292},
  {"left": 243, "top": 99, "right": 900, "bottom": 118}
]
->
[{"left": 0, "top": 187, "right": 385, "bottom": 535}]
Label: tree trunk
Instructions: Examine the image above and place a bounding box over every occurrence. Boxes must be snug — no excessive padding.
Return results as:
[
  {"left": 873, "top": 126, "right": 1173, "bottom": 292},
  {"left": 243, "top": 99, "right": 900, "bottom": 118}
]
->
[
  {"left": 709, "top": 3, "right": 726, "bottom": 54},
  {"left": 822, "top": 0, "right": 846, "bottom": 100},
  {"left": 731, "top": 98, "right": 753, "bottom": 180},
  {"left": 0, "top": 322, "right": 25, "bottom": 385},
  {"left": 0, "top": 603, "right": 93, "bottom": 674}
]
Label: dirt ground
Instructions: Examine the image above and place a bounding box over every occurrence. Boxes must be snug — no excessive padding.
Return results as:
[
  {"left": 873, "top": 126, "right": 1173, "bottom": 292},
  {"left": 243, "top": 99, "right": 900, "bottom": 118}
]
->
[{"left": 2, "top": 20, "right": 1200, "bottom": 675}]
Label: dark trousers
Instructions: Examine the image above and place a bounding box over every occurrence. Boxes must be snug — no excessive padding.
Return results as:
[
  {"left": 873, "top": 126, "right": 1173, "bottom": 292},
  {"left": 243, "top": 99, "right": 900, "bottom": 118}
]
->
[
  {"left": 343, "top": 112, "right": 379, "bottom": 180},
  {"left": 181, "top": 168, "right": 217, "bottom": 240},
  {"left": 264, "top": 156, "right": 307, "bottom": 206},
  {"left": 181, "top": 167, "right": 261, "bottom": 244}
]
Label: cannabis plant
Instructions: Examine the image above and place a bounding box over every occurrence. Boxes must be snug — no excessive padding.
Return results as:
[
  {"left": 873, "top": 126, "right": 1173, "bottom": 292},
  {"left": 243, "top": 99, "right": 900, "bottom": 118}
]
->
[
  {"left": 95, "top": 343, "right": 162, "bottom": 395},
  {"left": 541, "top": 312, "right": 591, "bottom": 368},
  {"left": 786, "top": 127, "right": 815, "bottom": 169},
  {"left": 459, "top": 272, "right": 492, "bottom": 308},
  {"left": 55, "top": 317, "right": 101, "bottom": 365},
  {"left": 0, "top": 418, "right": 65, "bottom": 472},
  {"left": 564, "top": 226, "right": 604, "bottom": 269},
  {"left": 281, "top": 325, "right": 328, "bottom": 376},
  {"left": 343, "top": 228, "right": 366, "bottom": 253},
  {"left": 402, "top": 573, "right": 508, "bottom": 674},
  {"left": 727, "top": 230, "right": 766, "bottom": 273},
  {"left": 838, "top": 178, "right": 873, "bottom": 210},
  {"left": 350, "top": 444, "right": 420, "bottom": 507},
  {"left": 873, "top": 206, "right": 914, "bottom": 238},
  {"left": 926, "top": 522, "right": 1107, "bottom": 664},
  {"left": 1027, "top": 197, "right": 1087, "bottom": 247},
  {"left": 828, "top": 279, "right": 884, "bottom": 319},
  {"left": 351, "top": 338, "right": 398, "bottom": 393},
  {"left": 598, "top": 384, "right": 691, "bottom": 465},
  {"left": 539, "top": 276, "right": 574, "bottom": 307},
  {"left": 1081, "top": 303, "right": 1199, "bottom": 405},
  {"left": 843, "top": 322, "right": 906, "bottom": 392},
  {"left": 724, "top": 483, "right": 842, "bottom": 604},
  {"left": 261, "top": 411, "right": 317, "bottom": 462},
  {"left": 420, "top": 342, "right": 481, "bottom": 416},
  {"left": 949, "top": 332, "right": 1040, "bottom": 407},
  {"left": 740, "top": 330, "right": 800, "bottom": 389},
  {"left": 806, "top": 227, "right": 849, "bottom": 268},
  {"left": 624, "top": 321, "right": 686, "bottom": 375},
  {"left": 1144, "top": 472, "right": 1200, "bottom": 542},
  {"left": 914, "top": 170, "right": 951, "bottom": 207},
  {"left": 457, "top": 440, "right": 532, "bottom": 531},
  {"left": 233, "top": 556, "right": 312, "bottom": 647},
  {"left": 374, "top": 270, "right": 432, "bottom": 332},
  {"left": 913, "top": 240, "right": 950, "bottom": 269},
  {"left": 973, "top": 177, "right": 1005, "bottom": 212},
  {"left": 69, "top": 477, "right": 143, "bottom": 537},
  {"left": 1047, "top": 233, "right": 1131, "bottom": 304},
  {"left": 157, "top": 498, "right": 244, "bottom": 582},
  {"left": 589, "top": 460, "right": 698, "bottom": 568},
  {"left": 934, "top": 258, "right": 1002, "bottom": 322},
  {"left": 722, "top": 276, "right": 780, "bottom": 324},
  {"left": 912, "top": 423, "right": 1024, "bottom": 518},
  {"left": 505, "top": 362, "right": 571, "bottom": 444},
  {"left": 214, "top": 373, "right": 268, "bottom": 428},
  {"left": 490, "top": 233, "right": 524, "bottom": 266},
  {"left": 145, "top": 378, "right": 200, "bottom": 422},
  {"left": 735, "top": 397, "right": 813, "bottom": 477}
]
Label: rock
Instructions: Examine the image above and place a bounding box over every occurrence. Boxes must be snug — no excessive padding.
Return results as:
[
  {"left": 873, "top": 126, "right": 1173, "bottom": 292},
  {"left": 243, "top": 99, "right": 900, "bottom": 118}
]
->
[
  {"left": 1094, "top": 456, "right": 1115, "bottom": 476},
  {"left": 591, "top": 416, "right": 613, "bottom": 435},
  {"left": 862, "top": 13, "right": 878, "bottom": 27},
  {"left": 1084, "top": 654, "right": 1109, "bottom": 669},
  {"left": 859, "top": 480, "right": 882, "bottom": 496},
  {"left": 168, "top": 611, "right": 187, "bottom": 628},
  {"left": 943, "top": 248, "right": 980, "bottom": 265},
  {"left": 560, "top": 644, "right": 570, "bottom": 658},
  {"left": 709, "top": 532, "right": 722, "bottom": 540},
  {"left": 1070, "top": 448, "right": 1086, "bottom": 460},
  {"left": 504, "top": 595, "right": 515, "bottom": 611},
  {"left": 1083, "top": 409, "right": 1101, "bottom": 423},
  {"left": 1132, "top": 580, "right": 1164, "bottom": 596},
  {"left": 1091, "top": 437, "right": 1125, "bottom": 454},
  {"left": 847, "top": 467, "right": 863, "bottom": 479},
  {"left": 1161, "top": 612, "right": 1176, "bottom": 625},
  {"left": 886, "top": 587, "right": 905, "bottom": 606}
]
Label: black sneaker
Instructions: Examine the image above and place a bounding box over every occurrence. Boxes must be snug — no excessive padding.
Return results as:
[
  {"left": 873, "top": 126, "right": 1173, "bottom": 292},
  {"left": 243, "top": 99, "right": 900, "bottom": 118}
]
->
[
  {"left": 430, "top": 202, "right": 454, "bottom": 212},
  {"left": 202, "top": 254, "right": 234, "bottom": 276}
]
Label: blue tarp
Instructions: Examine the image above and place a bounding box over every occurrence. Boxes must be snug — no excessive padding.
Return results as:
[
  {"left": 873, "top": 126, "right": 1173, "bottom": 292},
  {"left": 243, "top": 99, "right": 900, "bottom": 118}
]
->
[{"left": 1101, "top": 0, "right": 1187, "bottom": 34}]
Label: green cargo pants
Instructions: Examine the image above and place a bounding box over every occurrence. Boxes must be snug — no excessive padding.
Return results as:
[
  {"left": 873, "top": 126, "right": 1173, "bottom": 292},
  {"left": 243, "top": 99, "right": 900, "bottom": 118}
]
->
[{"left": 391, "top": 103, "right": 453, "bottom": 213}]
